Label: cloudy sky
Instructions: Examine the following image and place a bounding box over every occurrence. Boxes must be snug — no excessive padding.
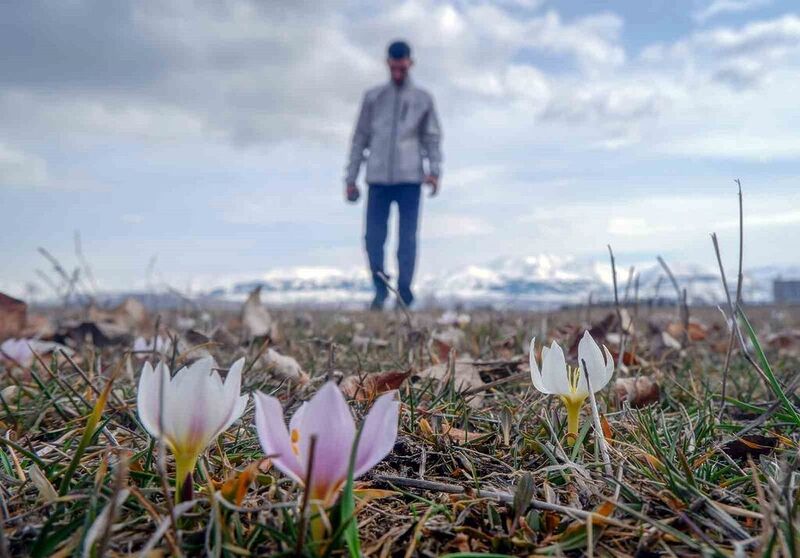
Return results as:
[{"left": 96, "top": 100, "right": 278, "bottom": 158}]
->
[{"left": 1, "top": 0, "right": 799, "bottom": 295}]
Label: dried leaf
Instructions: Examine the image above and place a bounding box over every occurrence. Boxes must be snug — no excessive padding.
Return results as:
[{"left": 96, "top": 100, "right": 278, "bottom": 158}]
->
[
  {"left": 88, "top": 297, "right": 147, "bottom": 334},
  {"left": 340, "top": 370, "right": 410, "bottom": 401},
  {"left": 722, "top": 435, "right": 778, "bottom": 461},
  {"left": 220, "top": 462, "right": 260, "bottom": 505},
  {"left": 666, "top": 320, "right": 707, "bottom": 342},
  {"left": 241, "top": 287, "right": 278, "bottom": 340},
  {"left": 418, "top": 417, "right": 434, "bottom": 438},
  {"left": 353, "top": 487, "right": 398, "bottom": 511},
  {"left": 615, "top": 376, "right": 660, "bottom": 408},
  {"left": 430, "top": 327, "right": 467, "bottom": 361},
  {"left": 418, "top": 361, "right": 485, "bottom": 408},
  {"left": 82, "top": 488, "right": 130, "bottom": 558},
  {"left": 261, "top": 348, "right": 309, "bottom": 384},
  {"left": 600, "top": 414, "right": 613, "bottom": 440},
  {"left": 28, "top": 463, "right": 58, "bottom": 503},
  {"left": 442, "top": 421, "right": 490, "bottom": 445},
  {"left": 0, "top": 292, "right": 27, "bottom": 339}
]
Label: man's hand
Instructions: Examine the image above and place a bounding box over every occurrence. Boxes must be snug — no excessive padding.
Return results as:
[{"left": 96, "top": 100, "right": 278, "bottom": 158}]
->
[
  {"left": 345, "top": 183, "right": 361, "bottom": 203},
  {"left": 424, "top": 175, "right": 439, "bottom": 197}
]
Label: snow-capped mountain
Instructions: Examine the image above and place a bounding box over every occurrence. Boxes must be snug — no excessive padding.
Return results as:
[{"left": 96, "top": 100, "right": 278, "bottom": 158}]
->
[{"left": 197, "top": 255, "right": 798, "bottom": 309}]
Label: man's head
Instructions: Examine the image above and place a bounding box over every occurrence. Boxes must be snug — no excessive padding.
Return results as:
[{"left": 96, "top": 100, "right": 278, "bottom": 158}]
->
[{"left": 387, "top": 40, "right": 413, "bottom": 85}]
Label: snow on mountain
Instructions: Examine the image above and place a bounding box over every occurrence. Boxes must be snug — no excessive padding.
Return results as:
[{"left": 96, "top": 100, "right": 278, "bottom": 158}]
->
[{"left": 197, "top": 255, "right": 797, "bottom": 309}]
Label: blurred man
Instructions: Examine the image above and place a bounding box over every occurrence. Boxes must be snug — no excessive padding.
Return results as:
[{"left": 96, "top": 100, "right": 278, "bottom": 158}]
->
[{"left": 344, "top": 40, "right": 443, "bottom": 310}]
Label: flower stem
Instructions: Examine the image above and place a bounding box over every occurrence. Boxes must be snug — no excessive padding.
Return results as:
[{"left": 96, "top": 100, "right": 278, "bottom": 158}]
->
[
  {"left": 562, "top": 397, "right": 585, "bottom": 446},
  {"left": 175, "top": 453, "right": 198, "bottom": 503}
]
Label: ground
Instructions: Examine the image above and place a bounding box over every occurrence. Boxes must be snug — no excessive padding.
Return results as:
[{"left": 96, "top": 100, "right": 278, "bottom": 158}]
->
[{"left": 1, "top": 303, "right": 800, "bottom": 557}]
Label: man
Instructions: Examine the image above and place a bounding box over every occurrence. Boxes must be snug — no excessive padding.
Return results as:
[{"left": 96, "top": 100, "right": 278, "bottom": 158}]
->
[{"left": 344, "top": 40, "right": 442, "bottom": 310}]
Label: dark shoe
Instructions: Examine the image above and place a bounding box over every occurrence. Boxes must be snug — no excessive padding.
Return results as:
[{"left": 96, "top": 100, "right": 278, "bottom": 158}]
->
[
  {"left": 397, "top": 286, "right": 414, "bottom": 308},
  {"left": 369, "top": 294, "right": 387, "bottom": 311}
]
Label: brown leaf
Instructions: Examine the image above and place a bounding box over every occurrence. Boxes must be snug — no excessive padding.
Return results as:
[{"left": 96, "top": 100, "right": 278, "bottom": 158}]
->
[
  {"left": 418, "top": 361, "right": 485, "bottom": 408},
  {"left": 609, "top": 350, "right": 640, "bottom": 366},
  {"left": 430, "top": 338, "right": 453, "bottom": 362},
  {"left": 241, "top": 287, "right": 279, "bottom": 340},
  {"left": 441, "top": 420, "right": 491, "bottom": 445},
  {"left": 722, "top": 435, "right": 778, "bottom": 461},
  {"left": 430, "top": 326, "right": 467, "bottom": 361},
  {"left": 220, "top": 462, "right": 261, "bottom": 505},
  {"left": 19, "top": 313, "right": 55, "bottom": 339},
  {"left": 0, "top": 292, "right": 27, "bottom": 339},
  {"left": 261, "top": 348, "right": 309, "bottom": 384},
  {"left": 88, "top": 297, "right": 147, "bottom": 334},
  {"left": 600, "top": 414, "right": 613, "bottom": 440},
  {"left": 666, "top": 320, "right": 707, "bottom": 342},
  {"left": 340, "top": 370, "right": 410, "bottom": 401},
  {"left": 418, "top": 417, "right": 434, "bottom": 438},
  {"left": 615, "top": 376, "right": 660, "bottom": 408}
]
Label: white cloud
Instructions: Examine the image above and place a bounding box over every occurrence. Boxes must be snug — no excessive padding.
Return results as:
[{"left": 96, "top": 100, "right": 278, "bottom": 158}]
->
[
  {"left": 693, "top": 0, "right": 773, "bottom": 24},
  {"left": 0, "top": 143, "right": 47, "bottom": 188},
  {"left": 423, "top": 214, "right": 494, "bottom": 239},
  {"left": 122, "top": 214, "right": 145, "bottom": 224},
  {"left": 1, "top": 0, "right": 799, "bottom": 291}
]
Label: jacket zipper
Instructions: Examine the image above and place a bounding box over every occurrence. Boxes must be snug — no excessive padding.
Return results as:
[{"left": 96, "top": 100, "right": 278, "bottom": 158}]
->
[{"left": 388, "top": 85, "right": 400, "bottom": 184}]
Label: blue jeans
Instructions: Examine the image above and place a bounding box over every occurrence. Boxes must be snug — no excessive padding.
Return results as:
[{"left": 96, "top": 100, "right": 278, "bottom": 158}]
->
[{"left": 365, "top": 183, "right": 421, "bottom": 306}]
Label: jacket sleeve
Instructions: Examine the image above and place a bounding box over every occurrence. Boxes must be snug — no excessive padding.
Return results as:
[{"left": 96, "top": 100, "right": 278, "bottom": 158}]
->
[
  {"left": 344, "top": 93, "right": 372, "bottom": 185},
  {"left": 421, "top": 96, "right": 443, "bottom": 178}
]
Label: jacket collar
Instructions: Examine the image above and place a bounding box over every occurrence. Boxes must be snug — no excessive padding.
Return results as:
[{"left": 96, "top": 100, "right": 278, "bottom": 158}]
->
[{"left": 388, "top": 76, "right": 413, "bottom": 91}]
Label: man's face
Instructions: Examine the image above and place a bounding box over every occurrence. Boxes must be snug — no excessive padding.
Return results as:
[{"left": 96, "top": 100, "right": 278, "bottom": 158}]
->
[{"left": 388, "top": 57, "right": 412, "bottom": 84}]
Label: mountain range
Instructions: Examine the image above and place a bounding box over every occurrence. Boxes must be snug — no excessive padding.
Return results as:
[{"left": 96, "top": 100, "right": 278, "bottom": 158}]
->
[{"left": 196, "top": 255, "right": 800, "bottom": 309}]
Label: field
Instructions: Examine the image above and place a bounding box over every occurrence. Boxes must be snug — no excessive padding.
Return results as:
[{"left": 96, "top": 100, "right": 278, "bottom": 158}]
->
[{"left": 2, "top": 298, "right": 800, "bottom": 557}]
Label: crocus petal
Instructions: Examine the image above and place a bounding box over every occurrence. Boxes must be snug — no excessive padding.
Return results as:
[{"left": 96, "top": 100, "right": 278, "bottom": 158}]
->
[
  {"left": 297, "top": 382, "right": 356, "bottom": 501},
  {"left": 218, "top": 395, "right": 249, "bottom": 435},
  {"left": 598, "top": 345, "right": 615, "bottom": 391},
  {"left": 353, "top": 391, "right": 400, "bottom": 478},
  {"left": 163, "top": 358, "right": 217, "bottom": 449},
  {"left": 137, "top": 362, "right": 169, "bottom": 440},
  {"left": 541, "top": 341, "right": 570, "bottom": 394},
  {"left": 1, "top": 339, "right": 34, "bottom": 366},
  {"left": 578, "top": 331, "right": 614, "bottom": 392},
  {"left": 254, "top": 391, "right": 305, "bottom": 483},
  {"left": 289, "top": 402, "right": 307, "bottom": 434},
  {"left": 212, "top": 358, "right": 248, "bottom": 435},
  {"left": 529, "top": 337, "right": 551, "bottom": 394}
]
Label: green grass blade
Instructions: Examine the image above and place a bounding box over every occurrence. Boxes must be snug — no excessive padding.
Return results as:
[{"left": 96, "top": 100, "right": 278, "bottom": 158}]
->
[
  {"left": 737, "top": 307, "right": 800, "bottom": 426},
  {"left": 58, "top": 376, "right": 114, "bottom": 496},
  {"left": 339, "top": 423, "right": 363, "bottom": 558}
]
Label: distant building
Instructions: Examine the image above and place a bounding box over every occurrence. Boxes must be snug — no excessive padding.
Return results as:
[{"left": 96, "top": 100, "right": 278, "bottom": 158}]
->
[{"left": 774, "top": 280, "right": 800, "bottom": 304}]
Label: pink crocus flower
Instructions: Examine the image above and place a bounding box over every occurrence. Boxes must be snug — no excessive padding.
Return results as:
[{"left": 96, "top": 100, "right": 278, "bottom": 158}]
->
[
  {"left": 0, "top": 338, "right": 65, "bottom": 367},
  {"left": 254, "top": 381, "right": 399, "bottom": 506},
  {"left": 0, "top": 338, "right": 34, "bottom": 366},
  {"left": 137, "top": 357, "right": 248, "bottom": 500}
]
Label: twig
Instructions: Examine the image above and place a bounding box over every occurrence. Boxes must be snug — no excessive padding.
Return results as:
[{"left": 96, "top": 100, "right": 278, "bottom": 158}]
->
[
  {"left": 607, "top": 245, "right": 625, "bottom": 368},
  {"left": 581, "top": 358, "right": 613, "bottom": 477},
  {"left": 0, "top": 490, "right": 9, "bottom": 558},
  {"left": 74, "top": 230, "right": 99, "bottom": 297},
  {"left": 374, "top": 475, "right": 629, "bottom": 527},
  {"left": 711, "top": 232, "right": 744, "bottom": 417},
  {"left": 94, "top": 451, "right": 129, "bottom": 558},
  {"left": 462, "top": 371, "right": 528, "bottom": 396},
  {"left": 734, "top": 180, "right": 744, "bottom": 308},
  {"left": 656, "top": 255, "right": 682, "bottom": 322},
  {"left": 377, "top": 271, "right": 412, "bottom": 329}
]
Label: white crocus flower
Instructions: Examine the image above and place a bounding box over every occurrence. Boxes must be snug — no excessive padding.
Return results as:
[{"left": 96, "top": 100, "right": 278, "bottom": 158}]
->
[
  {"left": 137, "top": 357, "right": 248, "bottom": 501},
  {"left": 529, "top": 331, "right": 614, "bottom": 440}
]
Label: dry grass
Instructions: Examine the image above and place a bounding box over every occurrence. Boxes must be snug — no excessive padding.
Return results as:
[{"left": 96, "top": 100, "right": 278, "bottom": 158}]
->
[{"left": 2, "top": 303, "right": 800, "bottom": 557}]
